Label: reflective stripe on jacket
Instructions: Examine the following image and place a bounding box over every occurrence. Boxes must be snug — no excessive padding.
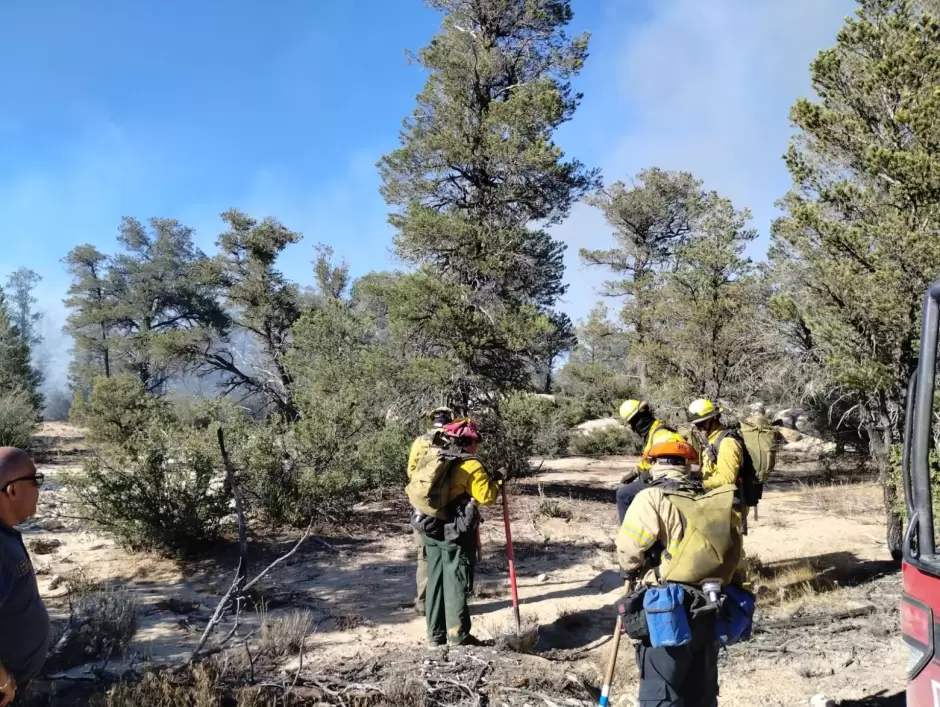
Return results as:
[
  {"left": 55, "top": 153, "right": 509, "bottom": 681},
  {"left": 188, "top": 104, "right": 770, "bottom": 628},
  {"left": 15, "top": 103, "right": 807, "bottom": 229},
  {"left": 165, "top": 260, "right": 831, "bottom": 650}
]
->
[{"left": 616, "top": 466, "right": 686, "bottom": 583}]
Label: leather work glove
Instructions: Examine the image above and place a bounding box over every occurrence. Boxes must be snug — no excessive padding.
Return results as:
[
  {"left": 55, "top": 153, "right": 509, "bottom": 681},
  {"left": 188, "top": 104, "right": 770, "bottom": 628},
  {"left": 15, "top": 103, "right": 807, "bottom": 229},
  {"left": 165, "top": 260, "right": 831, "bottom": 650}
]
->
[
  {"left": 491, "top": 466, "right": 509, "bottom": 483},
  {"left": 620, "top": 466, "right": 641, "bottom": 485}
]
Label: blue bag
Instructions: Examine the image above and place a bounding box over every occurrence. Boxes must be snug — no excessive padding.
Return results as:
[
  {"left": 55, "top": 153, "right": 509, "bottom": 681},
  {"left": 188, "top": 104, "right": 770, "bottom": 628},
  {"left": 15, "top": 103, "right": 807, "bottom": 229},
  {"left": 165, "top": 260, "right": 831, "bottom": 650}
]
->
[
  {"left": 643, "top": 584, "right": 691, "bottom": 647},
  {"left": 716, "top": 584, "right": 756, "bottom": 645}
]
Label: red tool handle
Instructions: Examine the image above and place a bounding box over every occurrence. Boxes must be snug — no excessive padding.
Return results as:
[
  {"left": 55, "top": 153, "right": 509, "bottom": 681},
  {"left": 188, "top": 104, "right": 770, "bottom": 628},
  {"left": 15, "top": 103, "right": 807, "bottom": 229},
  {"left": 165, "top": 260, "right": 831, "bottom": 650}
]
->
[{"left": 502, "top": 485, "right": 521, "bottom": 634}]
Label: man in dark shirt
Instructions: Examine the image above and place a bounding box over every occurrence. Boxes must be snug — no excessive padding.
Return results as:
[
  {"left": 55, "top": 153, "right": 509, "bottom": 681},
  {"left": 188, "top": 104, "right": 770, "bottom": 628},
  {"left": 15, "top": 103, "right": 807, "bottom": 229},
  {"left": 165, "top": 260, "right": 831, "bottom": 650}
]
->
[{"left": 0, "top": 448, "right": 50, "bottom": 706}]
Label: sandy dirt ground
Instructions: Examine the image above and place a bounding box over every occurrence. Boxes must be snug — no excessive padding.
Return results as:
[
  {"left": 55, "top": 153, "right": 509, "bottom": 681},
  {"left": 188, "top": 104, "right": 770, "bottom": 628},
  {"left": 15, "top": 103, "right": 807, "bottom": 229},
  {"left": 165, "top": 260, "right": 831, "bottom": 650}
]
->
[{"left": 26, "top": 423, "right": 905, "bottom": 706}]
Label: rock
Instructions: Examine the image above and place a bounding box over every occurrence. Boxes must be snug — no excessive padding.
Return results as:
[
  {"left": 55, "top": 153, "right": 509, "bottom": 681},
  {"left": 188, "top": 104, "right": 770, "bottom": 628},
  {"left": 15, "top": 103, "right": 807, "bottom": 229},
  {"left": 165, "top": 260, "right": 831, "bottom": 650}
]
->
[
  {"left": 536, "top": 573, "right": 549, "bottom": 583},
  {"left": 809, "top": 695, "right": 835, "bottom": 707},
  {"left": 776, "top": 427, "right": 803, "bottom": 443},
  {"left": 772, "top": 408, "right": 804, "bottom": 430},
  {"left": 48, "top": 575, "right": 63, "bottom": 590},
  {"left": 574, "top": 418, "right": 622, "bottom": 435}
]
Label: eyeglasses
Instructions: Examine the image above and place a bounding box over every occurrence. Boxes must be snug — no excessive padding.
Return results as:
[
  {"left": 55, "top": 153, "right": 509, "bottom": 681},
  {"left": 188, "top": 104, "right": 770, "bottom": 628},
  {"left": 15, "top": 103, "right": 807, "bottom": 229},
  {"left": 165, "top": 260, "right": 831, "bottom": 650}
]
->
[{"left": 0, "top": 473, "right": 44, "bottom": 493}]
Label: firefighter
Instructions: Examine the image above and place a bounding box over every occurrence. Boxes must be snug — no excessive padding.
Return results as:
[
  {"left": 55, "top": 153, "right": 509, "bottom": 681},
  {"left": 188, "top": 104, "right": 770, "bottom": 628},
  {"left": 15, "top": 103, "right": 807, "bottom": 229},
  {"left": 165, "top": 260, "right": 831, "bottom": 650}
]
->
[
  {"left": 616, "top": 400, "right": 686, "bottom": 524},
  {"left": 420, "top": 419, "right": 501, "bottom": 647},
  {"left": 686, "top": 399, "right": 742, "bottom": 491},
  {"left": 687, "top": 398, "right": 751, "bottom": 586},
  {"left": 407, "top": 407, "right": 455, "bottom": 615},
  {"left": 616, "top": 439, "right": 744, "bottom": 706}
]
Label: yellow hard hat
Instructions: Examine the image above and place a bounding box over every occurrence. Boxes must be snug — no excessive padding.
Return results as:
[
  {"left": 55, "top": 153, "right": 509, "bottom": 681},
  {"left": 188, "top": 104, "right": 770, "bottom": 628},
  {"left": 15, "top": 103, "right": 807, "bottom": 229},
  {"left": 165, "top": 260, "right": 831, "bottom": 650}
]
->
[
  {"left": 619, "top": 399, "right": 649, "bottom": 423},
  {"left": 687, "top": 398, "right": 722, "bottom": 424}
]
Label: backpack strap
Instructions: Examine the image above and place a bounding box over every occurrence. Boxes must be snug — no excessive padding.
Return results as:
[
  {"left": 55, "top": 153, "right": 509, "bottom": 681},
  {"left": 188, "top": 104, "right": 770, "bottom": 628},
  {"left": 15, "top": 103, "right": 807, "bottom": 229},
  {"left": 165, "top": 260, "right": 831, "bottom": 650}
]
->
[{"left": 706, "top": 428, "right": 740, "bottom": 465}]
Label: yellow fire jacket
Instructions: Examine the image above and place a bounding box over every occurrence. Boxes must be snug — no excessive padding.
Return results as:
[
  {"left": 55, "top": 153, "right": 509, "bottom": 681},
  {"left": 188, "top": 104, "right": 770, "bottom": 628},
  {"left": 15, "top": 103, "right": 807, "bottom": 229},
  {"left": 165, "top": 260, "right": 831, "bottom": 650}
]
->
[
  {"left": 407, "top": 433, "right": 500, "bottom": 507},
  {"left": 701, "top": 426, "right": 742, "bottom": 490},
  {"left": 616, "top": 465, "right": 687, "bottom": 584}
]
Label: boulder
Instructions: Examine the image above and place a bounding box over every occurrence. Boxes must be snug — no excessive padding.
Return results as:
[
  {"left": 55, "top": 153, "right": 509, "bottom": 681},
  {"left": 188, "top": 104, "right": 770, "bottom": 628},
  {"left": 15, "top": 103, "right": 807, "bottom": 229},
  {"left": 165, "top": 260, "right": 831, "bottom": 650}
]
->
[{"left": 574, "top": 418, "right": 622, "bottom": 435}]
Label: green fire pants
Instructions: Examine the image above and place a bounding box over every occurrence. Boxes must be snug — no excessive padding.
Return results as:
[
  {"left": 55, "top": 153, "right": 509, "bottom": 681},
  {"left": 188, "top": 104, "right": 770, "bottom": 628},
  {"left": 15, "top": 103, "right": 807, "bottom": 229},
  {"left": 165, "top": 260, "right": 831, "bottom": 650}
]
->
[{"left": 422, "top": 531, "right": 476, "bottom": 645}]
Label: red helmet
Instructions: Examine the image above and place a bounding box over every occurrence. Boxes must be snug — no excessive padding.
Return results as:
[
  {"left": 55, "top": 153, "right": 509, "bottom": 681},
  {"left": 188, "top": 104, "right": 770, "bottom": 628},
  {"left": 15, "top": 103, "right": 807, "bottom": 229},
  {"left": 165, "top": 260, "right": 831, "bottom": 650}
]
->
[{"left": 442, "top": 418, "right": 481, "bottom": 442}]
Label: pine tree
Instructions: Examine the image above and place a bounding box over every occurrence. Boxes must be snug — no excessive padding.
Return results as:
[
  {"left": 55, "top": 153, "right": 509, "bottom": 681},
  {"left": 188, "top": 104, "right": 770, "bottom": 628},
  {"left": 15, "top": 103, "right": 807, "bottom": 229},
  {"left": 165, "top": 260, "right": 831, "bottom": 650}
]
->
[
  {"left": 581, "top": 169, "right": 705, "bottom": 386},
  {"left": 643, "top": 195, "right": 764, "bottom": 402},
  {"left": 4, "top": 267, "right": 43, "bottom": 348},
  {"left": 0, "top": 289, "right": 43, "bottom": 412},
  {"left": 378, "top": 0, "right": 598, "bottom": 412},
  {"left": 771, "top": 0, "right": 940, "bottom": 557},
  {"left": 63, "top": 245, "right": 115, "bottom": 392},
  {"left": 64, "top": 218, "right": 228, "bottom": 395},
  {"left": 196, "top": 210, "right": 302, "bottom": 420}
]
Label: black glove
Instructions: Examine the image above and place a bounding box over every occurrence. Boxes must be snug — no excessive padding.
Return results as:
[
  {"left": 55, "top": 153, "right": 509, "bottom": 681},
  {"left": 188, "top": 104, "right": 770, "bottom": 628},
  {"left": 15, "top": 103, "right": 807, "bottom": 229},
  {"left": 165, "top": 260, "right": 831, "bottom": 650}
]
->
[{"left": 490, "top": 466, "right": 509, "bottom": 482}]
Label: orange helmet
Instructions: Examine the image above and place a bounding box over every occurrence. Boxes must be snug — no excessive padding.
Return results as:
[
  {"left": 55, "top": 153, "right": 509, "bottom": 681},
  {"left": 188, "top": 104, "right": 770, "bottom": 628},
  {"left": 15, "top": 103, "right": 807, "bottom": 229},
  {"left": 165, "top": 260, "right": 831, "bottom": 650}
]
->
[{"left": 646, "top": 439, "right": 698, "bottom": 464}]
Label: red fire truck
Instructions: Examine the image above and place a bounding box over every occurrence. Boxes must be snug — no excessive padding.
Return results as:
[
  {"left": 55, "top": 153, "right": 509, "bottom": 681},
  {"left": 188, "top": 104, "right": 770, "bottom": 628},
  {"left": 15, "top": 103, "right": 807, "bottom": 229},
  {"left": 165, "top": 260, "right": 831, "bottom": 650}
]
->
[{"left": 901, "top": 283, "right": 940, "bottom": 705}]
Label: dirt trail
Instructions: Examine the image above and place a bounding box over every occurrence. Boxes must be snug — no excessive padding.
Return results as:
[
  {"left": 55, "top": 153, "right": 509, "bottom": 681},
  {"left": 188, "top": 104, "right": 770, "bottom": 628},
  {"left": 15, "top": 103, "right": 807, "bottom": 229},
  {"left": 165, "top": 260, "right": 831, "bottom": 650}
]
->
[{"left": 28, "top": 425, "right": 905, "bottom": 704}]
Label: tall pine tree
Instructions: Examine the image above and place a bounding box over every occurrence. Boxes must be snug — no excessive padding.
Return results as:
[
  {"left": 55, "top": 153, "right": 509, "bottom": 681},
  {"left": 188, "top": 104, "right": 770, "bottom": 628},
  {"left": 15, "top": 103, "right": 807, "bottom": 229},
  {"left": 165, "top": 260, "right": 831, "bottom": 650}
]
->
[
  {"left": 771, "top": 0, "right": 940, "bottom": 557},
  {"left": 378, "top": 0, "right": 598, "bottom": 413},
  {"left": 0, "top": 289, "right": 43, "bottom": 412}
]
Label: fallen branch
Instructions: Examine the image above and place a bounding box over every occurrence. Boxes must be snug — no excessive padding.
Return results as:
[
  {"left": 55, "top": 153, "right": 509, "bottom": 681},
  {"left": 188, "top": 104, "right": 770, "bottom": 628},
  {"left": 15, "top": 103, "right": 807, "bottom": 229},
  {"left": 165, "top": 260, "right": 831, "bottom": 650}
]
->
[
  {"left": 755, "top": 604, "right": 876, "bottom": 632},
  {"left": 190, "top": 519, "right": 315, "bottom": 662}
]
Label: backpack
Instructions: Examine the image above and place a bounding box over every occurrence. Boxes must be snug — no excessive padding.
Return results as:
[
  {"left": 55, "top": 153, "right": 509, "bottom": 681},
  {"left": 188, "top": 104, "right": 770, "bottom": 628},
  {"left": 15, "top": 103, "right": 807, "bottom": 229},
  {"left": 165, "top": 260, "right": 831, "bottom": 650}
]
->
[
  {"left": 660, "top": 485, "right": 743, "bottom": 585},
  {"left": 709, "top": 422, "right": 778, "bottom": 508},
  {"left": 405, "top": 430, "right": 472, "bottom": 520}
]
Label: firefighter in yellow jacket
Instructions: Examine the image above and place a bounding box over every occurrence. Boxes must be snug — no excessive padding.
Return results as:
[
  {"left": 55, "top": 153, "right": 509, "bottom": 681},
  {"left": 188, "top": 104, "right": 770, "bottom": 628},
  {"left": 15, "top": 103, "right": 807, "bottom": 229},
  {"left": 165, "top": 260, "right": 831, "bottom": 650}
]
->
[
  {"left": 687, "top": 399, "right": 742, "bottom": 491},
  {"left": 407, "top": 407, "right": 454, "bottom": 615},
  {"left": 688, "top": 398, "right": 751, "bottom": 587},
  {"left": 616, "top": 400, "right": 686, "bottom": 525},
  {"left": 616, "top": 439, "right": 743, "bottom": 705},
  {"left": 420, "top": 419, "right": 501, "bottom": 646}
]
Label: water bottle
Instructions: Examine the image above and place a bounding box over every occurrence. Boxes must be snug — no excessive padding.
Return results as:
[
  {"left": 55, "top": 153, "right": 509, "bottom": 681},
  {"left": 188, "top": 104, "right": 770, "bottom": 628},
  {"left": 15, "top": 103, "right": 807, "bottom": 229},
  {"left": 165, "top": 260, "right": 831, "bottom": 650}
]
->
[{"left": 702, "top": 580, "right": 721, "bottom": 604}]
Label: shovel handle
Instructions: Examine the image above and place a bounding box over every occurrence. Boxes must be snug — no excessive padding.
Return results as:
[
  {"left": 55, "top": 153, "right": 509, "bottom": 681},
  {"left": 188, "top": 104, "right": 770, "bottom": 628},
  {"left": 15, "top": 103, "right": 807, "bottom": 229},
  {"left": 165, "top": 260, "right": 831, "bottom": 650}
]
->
[{"left": 599, "top": 614, "right": 622, "bottom": 706}]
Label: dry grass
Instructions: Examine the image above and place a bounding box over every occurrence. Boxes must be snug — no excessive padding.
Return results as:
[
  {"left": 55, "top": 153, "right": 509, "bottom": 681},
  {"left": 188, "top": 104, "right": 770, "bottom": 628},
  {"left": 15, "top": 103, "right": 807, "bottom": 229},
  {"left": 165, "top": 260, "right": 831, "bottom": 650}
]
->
[
  {"left": 53, "top": 587, "right": 138, "bottom": 669},
  {"left": 94, "top": 666, "right": 272, "bottom": 707},
  {"left": 794, "top": 481, "right": 883, "bottom": 517},
  {"left": 535, "top": 488, "right": 573, "bottom": 521},
  {"left": 257, "top": 609, "right": 314, "bottom": 658},
  {"left": 748, "top": 552, "right": 851, "bottom": 607},
  {"left": 472, "top": 578, "right": 505, "bottom": 599}
]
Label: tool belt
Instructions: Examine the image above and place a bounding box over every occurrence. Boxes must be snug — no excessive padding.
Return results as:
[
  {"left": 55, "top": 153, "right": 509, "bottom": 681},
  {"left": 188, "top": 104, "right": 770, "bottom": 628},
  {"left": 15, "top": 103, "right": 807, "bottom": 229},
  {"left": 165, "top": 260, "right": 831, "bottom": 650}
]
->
[
  {"left": 410, "top": 497, "right": 480, "bottom": 541},
  {"left": 618, "top": 582, "right": 729, "bottom": 644}
]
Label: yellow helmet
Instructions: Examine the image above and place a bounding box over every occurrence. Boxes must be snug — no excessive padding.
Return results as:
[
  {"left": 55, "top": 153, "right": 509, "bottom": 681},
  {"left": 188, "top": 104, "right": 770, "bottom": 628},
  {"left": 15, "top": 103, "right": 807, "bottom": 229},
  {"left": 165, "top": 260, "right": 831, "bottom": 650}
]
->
[
  {"left": 687, "top": 398, "right": 722, "bottom": 424},
  {"left": 619, "top": 399, "right": 649, "bottom": 423}
]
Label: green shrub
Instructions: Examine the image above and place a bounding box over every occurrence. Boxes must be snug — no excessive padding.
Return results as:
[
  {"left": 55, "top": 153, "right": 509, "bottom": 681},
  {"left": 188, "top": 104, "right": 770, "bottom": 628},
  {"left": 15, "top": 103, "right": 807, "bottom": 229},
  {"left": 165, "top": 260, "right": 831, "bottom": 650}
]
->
[
  {"left": 51, "top": 587, "right": 138, "bottom": 670},
  {"left": 0, "top": 387, "right": 39, "bottom": 448},
  {"left": 887, "top": 444, "right": 940, "bottom": 525},
  {"left": 500, "top": 392, "right": 571, "bottom": 459},
  {"left": 70, "top": 375, "right": 173, "bottom": 455},
  {"left": 568, "top": 424, "right": 639, "bottom": 456},
  {"left": 63, "top": 424, "right": 231, "bottom": 557}
]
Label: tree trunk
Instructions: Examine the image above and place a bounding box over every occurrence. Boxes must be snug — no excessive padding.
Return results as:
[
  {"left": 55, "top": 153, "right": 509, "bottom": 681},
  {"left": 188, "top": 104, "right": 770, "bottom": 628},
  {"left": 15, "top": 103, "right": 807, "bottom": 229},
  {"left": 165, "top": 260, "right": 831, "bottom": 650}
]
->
[{"left": 869, "top": 403, "right": 903, "bottom": 561}]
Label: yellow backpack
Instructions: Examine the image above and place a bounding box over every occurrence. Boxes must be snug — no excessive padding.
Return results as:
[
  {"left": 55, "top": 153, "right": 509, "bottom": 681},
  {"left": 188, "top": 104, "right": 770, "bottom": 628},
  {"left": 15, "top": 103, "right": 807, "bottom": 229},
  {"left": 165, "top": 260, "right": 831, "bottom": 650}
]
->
[
  {"left": 660, "top": 485, "right": 742, "bottom": 585},
  {"left": 405, "top": 430, "right": 473, "bottom": 520}
]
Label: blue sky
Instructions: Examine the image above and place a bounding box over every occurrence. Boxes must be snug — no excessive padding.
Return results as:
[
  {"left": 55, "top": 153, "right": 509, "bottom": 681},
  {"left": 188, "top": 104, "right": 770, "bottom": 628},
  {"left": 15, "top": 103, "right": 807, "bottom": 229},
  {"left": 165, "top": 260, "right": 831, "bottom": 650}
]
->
[{"left": 0, "top": 0, "right": 855, "bottom": 389}]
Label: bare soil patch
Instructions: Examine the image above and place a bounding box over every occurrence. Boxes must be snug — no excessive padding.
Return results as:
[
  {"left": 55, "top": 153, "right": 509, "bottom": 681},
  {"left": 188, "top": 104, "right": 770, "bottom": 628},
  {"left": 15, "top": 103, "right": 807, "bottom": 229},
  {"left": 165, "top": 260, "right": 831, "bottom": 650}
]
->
[{"left": 20, "top": 425, "right": 904, "bottom": 706}]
